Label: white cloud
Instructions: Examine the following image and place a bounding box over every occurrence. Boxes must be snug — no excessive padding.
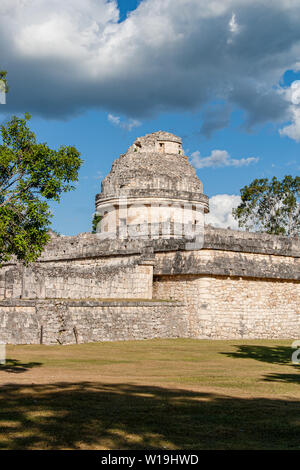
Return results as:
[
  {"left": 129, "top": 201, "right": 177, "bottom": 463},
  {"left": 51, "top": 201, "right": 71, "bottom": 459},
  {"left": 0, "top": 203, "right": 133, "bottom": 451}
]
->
[
  {"left": 108, "top": 113, "right": 141, "bottom": 131},
  {"left": 228, "top": 13, "right": 240, "bottom": 34},
  {"left": 1, "top": 0, "right": 300, "bottom": 124},
  {"left": 190, "top": 149, "right": 258, "bottom": 169},
  {"left": 279, "top": 80, "right": 300, "bottom": 141},
  {"left": 205, "top": 194, "right": 242, "bottom": 229},
  {"left": 227, "top": 12, "right": 241, "bottom": 44}
]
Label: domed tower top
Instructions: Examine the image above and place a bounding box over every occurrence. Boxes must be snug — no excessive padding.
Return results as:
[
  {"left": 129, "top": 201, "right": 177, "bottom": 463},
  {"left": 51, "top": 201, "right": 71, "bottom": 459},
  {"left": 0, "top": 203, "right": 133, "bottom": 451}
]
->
[{"left": 97, "top": 131, "right": 208, "bottom": 206}]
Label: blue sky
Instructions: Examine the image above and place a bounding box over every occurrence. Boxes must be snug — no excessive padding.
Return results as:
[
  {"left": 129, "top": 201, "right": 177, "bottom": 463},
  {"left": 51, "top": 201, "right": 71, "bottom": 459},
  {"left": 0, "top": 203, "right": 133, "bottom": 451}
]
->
[{"left": 0, "top": 0, "right": 299, "bottom": 234}]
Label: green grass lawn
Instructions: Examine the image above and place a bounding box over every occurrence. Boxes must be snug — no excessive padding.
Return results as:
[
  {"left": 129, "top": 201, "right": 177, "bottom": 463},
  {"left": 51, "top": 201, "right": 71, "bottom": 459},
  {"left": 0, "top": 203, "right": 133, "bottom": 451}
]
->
[{"left": 0, "top": 339, "right": 299, "bottom": 449}]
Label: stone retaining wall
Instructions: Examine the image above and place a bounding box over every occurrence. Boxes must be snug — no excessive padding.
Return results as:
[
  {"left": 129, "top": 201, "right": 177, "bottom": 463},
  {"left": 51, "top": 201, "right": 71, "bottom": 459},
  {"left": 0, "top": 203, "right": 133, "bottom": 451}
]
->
[
  {"left": 153, "top": 274, "right": 300, "bottom": 339},
  {"left": 0, "top": 299, "right": 184, "bottom": 345},
  {"left": 0, "top": 226, "right": 299, "bottom": 343},
  {"left": 0, "top": 257, "right": 154, "bottom": 300}
]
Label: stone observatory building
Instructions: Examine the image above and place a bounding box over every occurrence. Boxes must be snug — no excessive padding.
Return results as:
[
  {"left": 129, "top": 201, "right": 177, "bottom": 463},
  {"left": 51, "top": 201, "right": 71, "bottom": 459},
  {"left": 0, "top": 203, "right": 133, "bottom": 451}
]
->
[
  {"left": 0, "top": 131, "right": 299, "bottom": 345},
  {"left": 96, "top": 131, "right": 209, "bottom": 240}
]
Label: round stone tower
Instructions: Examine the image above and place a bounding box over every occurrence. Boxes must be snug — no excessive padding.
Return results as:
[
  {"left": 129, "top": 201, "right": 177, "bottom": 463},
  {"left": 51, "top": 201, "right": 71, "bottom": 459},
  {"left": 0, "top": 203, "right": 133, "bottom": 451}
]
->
[{"left": 95, "top": 131, "right": 209, "bottom": 239}]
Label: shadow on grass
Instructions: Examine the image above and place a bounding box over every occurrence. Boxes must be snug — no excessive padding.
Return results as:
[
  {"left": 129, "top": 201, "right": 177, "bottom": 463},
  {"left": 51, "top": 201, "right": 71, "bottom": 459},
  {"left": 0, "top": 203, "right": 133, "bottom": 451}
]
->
[
  {"left": 0, "top": 381, "right": 300, "bottom": 450},
  {"left": 222, "top": 344, "right": 300, "bottom": 385},
  {"left": 0, "top": 359, "right": 42, "bottom": 374},
  {"left": 222, "top": 345, "right": 294, "bottom": 365},
  {"left": 263, "top": 373, "right": 300, "bottom": 384}
]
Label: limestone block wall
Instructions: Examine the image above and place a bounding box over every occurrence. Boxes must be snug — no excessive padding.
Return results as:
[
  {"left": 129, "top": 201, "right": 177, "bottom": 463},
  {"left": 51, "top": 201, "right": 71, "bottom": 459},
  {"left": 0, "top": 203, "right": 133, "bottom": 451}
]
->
[
  {"left": 0, "top": 257, "right": 154, "bottom": 300},
  {"left": 0, "top": 299, "right": 185, "bottom": 345},
  {"left": 0, "top": 226, "right": 299, "bottom": 343},
  {"left": 153, "top": 248, "right": 300, "bottom": 280},
  {"left": 151, "top": 229, "right": 300, "bottom": 339},
  {"left": 0, "top": 266, "right": 14, "bottom": 299},
  {"left": 153, "top": 274, "right": 300, "bottom": 339}
]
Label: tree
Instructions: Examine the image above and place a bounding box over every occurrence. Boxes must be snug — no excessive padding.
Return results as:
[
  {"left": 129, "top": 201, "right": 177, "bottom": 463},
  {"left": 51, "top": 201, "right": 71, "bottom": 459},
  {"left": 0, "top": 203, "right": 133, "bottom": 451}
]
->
[
  {"left": 0, "top": 70, "right": 8, "bottom": 103},
  {"left": 92, "top": 213, "right": 102, "bottom": 233},
  {"left": 0, "top": 113, "right": 82, "bottom": 266},
  {"left": 233, "top": 176, "right": 300, "bottom": 237},
  {"left": 0, "top": 70, "right": 8, "bottom": 91}
]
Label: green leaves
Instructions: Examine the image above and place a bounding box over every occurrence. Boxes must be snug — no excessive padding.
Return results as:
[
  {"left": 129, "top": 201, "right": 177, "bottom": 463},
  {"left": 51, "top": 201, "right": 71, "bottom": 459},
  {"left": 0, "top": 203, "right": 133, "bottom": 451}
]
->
[
  {"left": 0, "top": 70, "right": 8, "bottom": 94},
  {"left": 233, "top": 176, "right": 300, "bottom": 237},
  {"left": 92, "top": 214, "right": 102, "bottom": 234},
  {"left": 0, "top": 114, "right": 82, "bottom": 265}
]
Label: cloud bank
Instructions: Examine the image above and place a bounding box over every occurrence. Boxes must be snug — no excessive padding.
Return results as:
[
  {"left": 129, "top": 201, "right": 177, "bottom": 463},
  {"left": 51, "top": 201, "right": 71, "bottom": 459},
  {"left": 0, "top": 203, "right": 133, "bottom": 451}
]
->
[
  {"left": 191, "top": 149, "right": 258, "bottom": 169},
  {"left": 1, "top": 0, "right": 300, "bottom": 134},
  {"left": 279, "top": 80, "right": 300, "bottom": 141},
  {"left": 205, "top": 194, "right": 241, "bottom": 229}
]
